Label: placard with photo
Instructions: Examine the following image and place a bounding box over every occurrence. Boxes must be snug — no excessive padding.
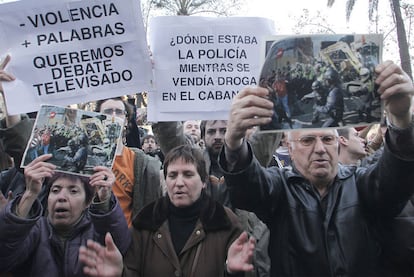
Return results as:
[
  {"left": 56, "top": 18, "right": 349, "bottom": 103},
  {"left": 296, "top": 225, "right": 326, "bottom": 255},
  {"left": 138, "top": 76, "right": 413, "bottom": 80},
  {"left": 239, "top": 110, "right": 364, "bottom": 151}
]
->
[
  {"left": 258, "top": 34, "right": 383, "bottom": 132},
  {"left": 21, "top": 104, "right": 124, "bottom": 176}
]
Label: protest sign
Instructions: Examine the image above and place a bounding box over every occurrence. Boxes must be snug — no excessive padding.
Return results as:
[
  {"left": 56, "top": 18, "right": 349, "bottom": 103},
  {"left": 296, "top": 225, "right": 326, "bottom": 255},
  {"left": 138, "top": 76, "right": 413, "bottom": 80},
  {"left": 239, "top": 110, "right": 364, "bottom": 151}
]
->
[
  {"left": 258, "top": 34, "right": 383, "bottom": 132},
  {"left": 147, "top": 16, "right": 275, "bottom": 121},
  {"left": 21, "top": 104, "right": 123, "bottom": 177},
  {"left": 0, "top": 0, "right": 152, "bottom": 115}
]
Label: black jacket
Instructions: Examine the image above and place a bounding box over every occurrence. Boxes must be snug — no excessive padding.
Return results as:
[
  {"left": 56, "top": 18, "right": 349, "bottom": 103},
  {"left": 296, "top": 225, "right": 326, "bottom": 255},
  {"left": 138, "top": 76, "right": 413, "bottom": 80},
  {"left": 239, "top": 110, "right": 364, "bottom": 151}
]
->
[{"left": 220, "top": 140, "right": 414, "bottom": 276}]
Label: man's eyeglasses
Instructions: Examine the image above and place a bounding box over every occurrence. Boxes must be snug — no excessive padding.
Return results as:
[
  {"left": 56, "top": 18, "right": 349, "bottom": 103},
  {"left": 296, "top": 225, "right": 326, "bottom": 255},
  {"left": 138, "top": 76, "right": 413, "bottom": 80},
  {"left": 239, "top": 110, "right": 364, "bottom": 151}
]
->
[
  {"left": 102, "top": 108, "right": 126, "bottom": 116},
  {"left": 291, "top": 135, "right": 337, "bottom": 146}
]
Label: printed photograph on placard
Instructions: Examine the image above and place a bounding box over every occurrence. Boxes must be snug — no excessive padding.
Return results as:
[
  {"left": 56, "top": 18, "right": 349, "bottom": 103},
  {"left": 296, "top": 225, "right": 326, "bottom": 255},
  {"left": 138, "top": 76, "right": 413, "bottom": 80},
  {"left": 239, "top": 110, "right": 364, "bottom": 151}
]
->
[
  {"left": 21, "top": 105, "right": 124, "bottom": 176},
  {"left": 258, "top": 34, "right": 383, "bottom": 132}
]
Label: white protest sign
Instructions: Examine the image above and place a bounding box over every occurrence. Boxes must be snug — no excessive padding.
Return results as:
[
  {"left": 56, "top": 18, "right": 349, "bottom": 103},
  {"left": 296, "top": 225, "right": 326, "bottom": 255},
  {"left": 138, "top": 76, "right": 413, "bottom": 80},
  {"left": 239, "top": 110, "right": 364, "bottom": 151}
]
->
[
  {"left": 148, "top": 16, "right": 275, "bottom": 121},
  {"left": 0, "top": 0, "right": 152, "bottom": 115}
]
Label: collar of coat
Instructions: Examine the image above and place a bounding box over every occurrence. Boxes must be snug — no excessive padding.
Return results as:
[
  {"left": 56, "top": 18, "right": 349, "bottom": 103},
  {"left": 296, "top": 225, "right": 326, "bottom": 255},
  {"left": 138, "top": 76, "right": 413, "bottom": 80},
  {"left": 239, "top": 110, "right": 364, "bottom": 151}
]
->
[
  {"left": 285, "top": 163, "right": 357, "bottom": 181},
  {"left": 132, "top": 192, "right": 233, "bottom": 232}
]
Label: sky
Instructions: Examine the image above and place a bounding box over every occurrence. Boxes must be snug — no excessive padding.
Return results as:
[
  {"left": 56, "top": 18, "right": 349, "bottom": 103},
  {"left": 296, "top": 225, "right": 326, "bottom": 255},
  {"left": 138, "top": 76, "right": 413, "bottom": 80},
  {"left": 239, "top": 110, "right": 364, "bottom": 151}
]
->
[
  {"left": 0, "top": 0, "right": 411, "bottom": 62},
  {"left": 240, "top": 0, "right": 373, "bottom": 33},
  {"left": 237, "top": 0, "right": 414, "bottom": 62}
]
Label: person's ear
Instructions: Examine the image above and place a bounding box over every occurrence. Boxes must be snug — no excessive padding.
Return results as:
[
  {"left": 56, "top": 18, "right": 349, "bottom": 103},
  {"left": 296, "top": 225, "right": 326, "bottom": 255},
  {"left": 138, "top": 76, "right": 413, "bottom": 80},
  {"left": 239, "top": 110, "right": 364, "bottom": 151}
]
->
[{"left": 338, "top": 136, "right": 348, "bottom": 146}]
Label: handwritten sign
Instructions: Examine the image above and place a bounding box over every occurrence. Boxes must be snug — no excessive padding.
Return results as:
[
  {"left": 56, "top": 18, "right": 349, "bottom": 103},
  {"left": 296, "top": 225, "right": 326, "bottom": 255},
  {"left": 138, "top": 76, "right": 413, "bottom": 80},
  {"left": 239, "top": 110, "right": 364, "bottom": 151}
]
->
[
  {"left": 0, "top": 0, "right": 152, "bottom": 115},
  {"left": 148, "top": 16, "right": 275, "bottom": 121}
]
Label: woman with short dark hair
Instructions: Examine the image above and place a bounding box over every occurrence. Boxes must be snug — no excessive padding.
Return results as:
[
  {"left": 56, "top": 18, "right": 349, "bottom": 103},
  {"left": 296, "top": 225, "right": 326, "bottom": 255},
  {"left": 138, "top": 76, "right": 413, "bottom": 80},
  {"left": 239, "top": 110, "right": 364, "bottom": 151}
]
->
[
  {"left": 0, "top": 154, "right": 130, "bottom": 277},
  {"left": 79, "top": 145, "right": 256, "bottom": 277}
]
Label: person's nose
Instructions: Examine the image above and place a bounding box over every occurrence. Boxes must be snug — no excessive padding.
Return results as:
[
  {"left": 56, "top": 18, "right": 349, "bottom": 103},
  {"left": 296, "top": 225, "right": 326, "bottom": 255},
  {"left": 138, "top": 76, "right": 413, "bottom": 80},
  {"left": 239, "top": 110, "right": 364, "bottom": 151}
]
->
[
  {"left": 175, "top": 174, "right": 186, "bottom": 187},
  {"left": 313, "top": 137, "right": 327, "bottom": 153},
  {"left": 57, "top": 191, "right": 68, "bottom": 202},
  {"left": 215, "top": 131, "right": 225, "bottom": 140}
]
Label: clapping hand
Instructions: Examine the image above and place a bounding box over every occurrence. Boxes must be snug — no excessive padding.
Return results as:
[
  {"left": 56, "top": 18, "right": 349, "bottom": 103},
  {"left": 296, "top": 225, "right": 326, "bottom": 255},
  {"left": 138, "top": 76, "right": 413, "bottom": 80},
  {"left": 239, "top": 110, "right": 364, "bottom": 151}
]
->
[
  {"left": 226, "top": 231, "right": 256, "bottom": 274},
  {"left": 79, "top": 232, "right": 123, "bottom": 277}
]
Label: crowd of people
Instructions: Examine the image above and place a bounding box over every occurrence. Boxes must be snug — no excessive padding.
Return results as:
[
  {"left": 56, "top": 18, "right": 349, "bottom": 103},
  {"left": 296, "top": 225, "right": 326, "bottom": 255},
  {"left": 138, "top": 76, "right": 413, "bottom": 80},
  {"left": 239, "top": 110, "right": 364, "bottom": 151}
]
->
[{"left": 0, "top": 50, "right": 413, "bottom": 277}]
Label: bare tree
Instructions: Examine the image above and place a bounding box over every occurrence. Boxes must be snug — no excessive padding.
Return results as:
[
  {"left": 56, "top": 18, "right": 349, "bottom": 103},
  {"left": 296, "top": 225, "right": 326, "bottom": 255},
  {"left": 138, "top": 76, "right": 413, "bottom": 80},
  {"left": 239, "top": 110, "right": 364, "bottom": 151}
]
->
[
  {"left": 390, "top": 0, "right": 412, "bottom": 78},
  {"left": 145, "top": 0, "right": 244, "bottom": 16},
  {"left": 292, "top": 9, "right": 336, "bottom": 34}
]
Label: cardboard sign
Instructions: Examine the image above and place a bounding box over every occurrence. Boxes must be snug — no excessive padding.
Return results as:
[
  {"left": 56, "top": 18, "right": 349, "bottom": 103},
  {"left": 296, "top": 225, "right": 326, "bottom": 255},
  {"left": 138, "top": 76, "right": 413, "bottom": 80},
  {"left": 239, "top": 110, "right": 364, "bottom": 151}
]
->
[
  {"left": 147, "top": 16, "right": 275, "bottom": 121},
  {"left": 0, "top": 0, "right": 152, "bottom": 115}
]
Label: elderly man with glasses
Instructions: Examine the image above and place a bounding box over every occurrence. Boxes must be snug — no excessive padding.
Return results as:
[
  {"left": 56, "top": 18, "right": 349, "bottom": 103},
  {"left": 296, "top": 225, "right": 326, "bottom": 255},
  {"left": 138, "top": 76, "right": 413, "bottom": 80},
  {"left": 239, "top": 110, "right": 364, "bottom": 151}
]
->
[{"left": 220, "top": 61, "right": 414, "bottom": 277}]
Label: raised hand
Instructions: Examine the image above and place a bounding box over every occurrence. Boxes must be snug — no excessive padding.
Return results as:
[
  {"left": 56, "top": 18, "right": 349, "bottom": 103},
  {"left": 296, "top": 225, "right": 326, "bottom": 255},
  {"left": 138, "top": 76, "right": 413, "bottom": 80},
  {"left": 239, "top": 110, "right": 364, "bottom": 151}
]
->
[
  {"left": 0, "top": 55, "right": 15, "bottom": 86},
  {"left": 375, "top": 61, "right": 414, "bottom": 128},
  {"left": 226, "top": 231, "right": 256, "bottom": 273},
  {"left": 79, "top": 232, "right": 123, "bottom": 277},
  {"left": 225, "top": 87, "right": 273, "bottom": 150},
  {"left": 24, "top": 154, "right": 55, "bottom": 196},
  {"left": 16, "top": 154, "right": 55, "bottom": 217},
  {"left": 89, "top": 166, "right": 115, "bottom": 202}
]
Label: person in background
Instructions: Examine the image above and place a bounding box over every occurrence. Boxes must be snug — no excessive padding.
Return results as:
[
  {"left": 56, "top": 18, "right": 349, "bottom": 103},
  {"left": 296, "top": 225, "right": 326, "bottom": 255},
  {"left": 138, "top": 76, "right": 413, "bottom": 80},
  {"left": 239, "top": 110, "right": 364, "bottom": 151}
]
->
[
  {"left": 269, "top": 132, "right": 291, "bottom": 168},
  {"left": 0, "top": 55, "right": 40, "bottom": 209},
  {"left": 356, "top": 112, "right": 414, "bottom": 277},
  {"left": 337, "top": 127, "right": 367, "bottom": 166},
  {"left": 0, "top": 154, "right": 130, "bottom": 276},
  {"left": 125, "top": 95, "right": 142, "bottom": 149},
  {"left": 183, "top": 120, "right": 204, "bottom": 149},
  {"left": 219, "top": 61, "right": 414, "bottom": 276},
  {"left": 79, "top": 145, "right": 256, "bottom": 277},
  {"left": 141, "top": 134, "right": 164, "bottom": 163},
  {"left": 95, "top": 98, "right": 162, "bottom": 227}
]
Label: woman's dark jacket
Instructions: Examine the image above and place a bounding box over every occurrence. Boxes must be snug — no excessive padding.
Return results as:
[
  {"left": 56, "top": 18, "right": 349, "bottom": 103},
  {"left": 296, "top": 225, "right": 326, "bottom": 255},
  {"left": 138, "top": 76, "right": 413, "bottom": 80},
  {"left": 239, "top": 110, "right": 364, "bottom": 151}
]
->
[
  {"left": 123, "top": 193, "right": 242, "bottom": 277},
  {"left": 0, "top": 194, "right": 131, "bottom": 277}
]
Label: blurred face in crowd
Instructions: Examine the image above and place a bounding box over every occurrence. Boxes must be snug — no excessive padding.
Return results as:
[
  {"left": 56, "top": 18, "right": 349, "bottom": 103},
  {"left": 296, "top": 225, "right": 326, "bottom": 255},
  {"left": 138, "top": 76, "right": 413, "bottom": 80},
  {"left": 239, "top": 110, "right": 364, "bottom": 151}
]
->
[
  {"left": 99, "top": 99, "right": 126, "bottom": 121},
  {"left": 165, "top": 158, "right": 205, "bottom": 207},
  {"left": 204, "top": 120, "right": 227, "bottom": 157},
  {"left": 288, "top": 129, "right": 339, "bottom": 187},
  {"left": 99, "top": 99, "right": 127, "bottom": 154},
  {"left": 142, "top": 137, "right": 157, "bottom": 154},
  {"left": 183, "top": 120, "right": 201, "bottom": 143},
  {"left": 340, "top": 128, "right": 367, "bottom": 160},
  {"left": 47, "top": 177, "right": 88, "bottom": 231}
]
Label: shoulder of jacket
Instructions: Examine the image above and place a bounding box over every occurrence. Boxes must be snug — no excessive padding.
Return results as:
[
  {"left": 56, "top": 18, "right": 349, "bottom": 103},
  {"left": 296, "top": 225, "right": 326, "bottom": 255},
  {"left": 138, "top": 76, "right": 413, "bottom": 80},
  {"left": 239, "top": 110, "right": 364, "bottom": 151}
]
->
[
  {"left": 130, "top": 147, "right": 159, "bottom": 165},
  {"left": 337, "top": 164, "right": 358, "bottom": 179}
]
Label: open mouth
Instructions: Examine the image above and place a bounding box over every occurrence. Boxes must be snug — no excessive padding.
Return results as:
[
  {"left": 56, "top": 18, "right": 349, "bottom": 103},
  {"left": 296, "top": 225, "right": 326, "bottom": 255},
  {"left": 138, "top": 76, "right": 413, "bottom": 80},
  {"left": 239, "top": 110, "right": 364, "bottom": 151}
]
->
[{"left": 54, "top": 208, "right": 69, "bottom": 216}]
